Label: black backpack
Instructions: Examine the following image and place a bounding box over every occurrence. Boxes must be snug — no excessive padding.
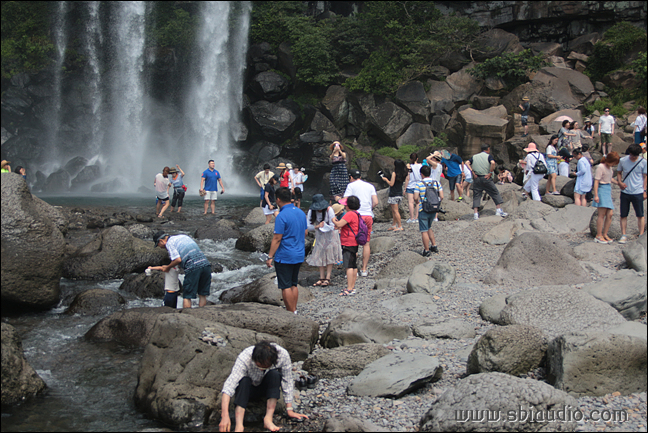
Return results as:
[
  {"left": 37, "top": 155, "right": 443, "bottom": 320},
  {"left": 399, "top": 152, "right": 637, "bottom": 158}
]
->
[
  {"left": 422, "top": 180, "right": 442, "bottom": 213},
  {"left": 531, "top": 153, "right": 548, "bottom": 175}
]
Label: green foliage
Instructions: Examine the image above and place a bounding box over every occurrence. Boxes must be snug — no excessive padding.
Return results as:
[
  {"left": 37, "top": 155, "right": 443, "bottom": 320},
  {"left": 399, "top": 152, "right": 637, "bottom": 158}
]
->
[
  {"left": 432, "top": 132, "right": 448, "bottom": 148},
  {"left": 1, "top": 1, "right": 54, "bottom": 78},
  {"left": 584, "top": 98, "right": 628, "bottom": 118},
  {"left": 631, "top": 52, "right": 647, "bottom": 105},
  {"left": 286, "top": 17, "right": 337, "bottom": 86},
  {"left": 377, "top": 144, "right": 422, "bottom": 160},
  {"left": 150, "top": 7, "right": 197, "bottom": 49},
  {"left": 345, "top": 50, "right": 404, "bottom": 94},
  {"left": 249, "top": 1, "right": 305, "bottom": 47},
  {"left": 469, "top": 49, "right": 548, "bottom": 89},
  {"left": 586, "top": 22, "right": 647, "bottom": 83}
]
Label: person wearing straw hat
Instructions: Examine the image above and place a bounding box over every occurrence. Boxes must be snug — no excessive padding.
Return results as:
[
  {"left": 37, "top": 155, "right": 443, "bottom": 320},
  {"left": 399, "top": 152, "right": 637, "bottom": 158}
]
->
[
  {"left": 306, "top": 194, "right": 342, "bottom": 287},
  {"left": 523, "top": 142, "right": 547, "bottom": 201},
  {"left": 518, "top": 96, "right": 531, "bottom": 137},
  {"left": 1, "top": 160, "right": 12, "bottom": 173}
]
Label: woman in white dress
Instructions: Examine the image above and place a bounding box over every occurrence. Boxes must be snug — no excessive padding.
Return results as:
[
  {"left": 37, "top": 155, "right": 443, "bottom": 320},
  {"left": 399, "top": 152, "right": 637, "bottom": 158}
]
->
[{"left": 306, "top": 194, "right": 342, "bottom": 287}]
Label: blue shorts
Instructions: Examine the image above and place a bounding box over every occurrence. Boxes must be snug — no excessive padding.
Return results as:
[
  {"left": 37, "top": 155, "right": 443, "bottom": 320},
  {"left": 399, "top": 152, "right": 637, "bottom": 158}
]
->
[
  {"left": 464, "top": 177, "right": 473, "bottom": 184},
  {"left": 406, "top": 187, "right": 416, "bottom": 194},
  {"left": 182, "top": 266, "right": 212, "bottom": 299},
  {"left": 448, "top": 174, "right": 462, "bottom": 191},
  {"left": 274, "top": 261, "right": 302, "bottom": 290},
  {"left": 620, "top": 192, "right": 645, "bottom": 218},
  {"left": 574, "top": 189, "right": 590, "bottom": 196},
  {"left": 418, "top": 210, "right": 437, "bottom": 232}
]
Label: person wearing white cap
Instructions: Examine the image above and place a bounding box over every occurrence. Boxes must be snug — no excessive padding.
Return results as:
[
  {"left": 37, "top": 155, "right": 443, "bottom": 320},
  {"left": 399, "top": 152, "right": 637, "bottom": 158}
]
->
[{"left": 523, "top": 142, "right": 547, "bottom": 201}]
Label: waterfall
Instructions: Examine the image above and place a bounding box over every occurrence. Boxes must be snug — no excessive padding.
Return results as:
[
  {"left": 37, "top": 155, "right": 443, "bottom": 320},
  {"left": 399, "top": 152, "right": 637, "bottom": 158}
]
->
[{"left": 83, "top": 1, "right": 104, "bottom": 160}]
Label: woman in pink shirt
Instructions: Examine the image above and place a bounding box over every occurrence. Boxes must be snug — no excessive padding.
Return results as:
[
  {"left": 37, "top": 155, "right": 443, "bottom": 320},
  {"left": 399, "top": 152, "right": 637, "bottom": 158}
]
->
[{"left": 592, "top": 151, "right": 620, "bottom": 243}]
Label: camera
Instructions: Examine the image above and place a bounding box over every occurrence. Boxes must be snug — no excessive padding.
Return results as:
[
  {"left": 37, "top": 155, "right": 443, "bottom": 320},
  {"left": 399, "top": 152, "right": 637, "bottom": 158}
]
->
[{"left": 377, "top": 170, "right": 384, "bottom": 178}]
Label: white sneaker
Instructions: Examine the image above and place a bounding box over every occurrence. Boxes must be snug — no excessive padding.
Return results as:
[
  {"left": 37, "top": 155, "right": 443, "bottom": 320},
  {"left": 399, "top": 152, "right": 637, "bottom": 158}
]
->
[
  {"left": 433, "top": 217, "right": 439, "bottom": 222},
  {"left": 473, "top": 213, "right": 479, "bottom": 220},
  {"left": 405, "top": 219, "right": 413, "bottom": 223},
  {"left": 496, "top": 209, "right": 508, "bottom": 217},
  {"left": 360, "top": 270, "right": 368, "bottom": 277}
]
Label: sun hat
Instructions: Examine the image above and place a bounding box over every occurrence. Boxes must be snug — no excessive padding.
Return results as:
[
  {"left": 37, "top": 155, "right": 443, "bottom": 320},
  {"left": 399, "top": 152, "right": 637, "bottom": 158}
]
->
[
  {"left": 522, "top": 96, "right": 530, "bottom": 101},
  {"left": 153, "top": 231, "right": 169, "bottom": 247},
  {"left": 168, "top": 168, "right": 178, "bottom": 174},
  {"left": 348, "top": 169, "right": 361, "bottom": 179},
  {"left": 431, "top": 151, "right": 443, "bottom": 161},
  {"left": 276, "top": 163, "right": 287, "bottom": 169},
  {"left": 331, "top": 203, "right": 344, "bottom": 215},
  {"left": 286, "top": 163, "right": 293, "bottom": 170},
  {"left": 584, "top": 118, "right": 591, "bottom": 123},
  {"left": 1, "top": 160, "right": 11, "bottom": 169},
  {"left": 310, "top": 194, "right": 328, "bottom": 211},
  {"left": 524, "top": 143, "right": 538, "bottom": 152},
  {"left": 338, "top": 197, "right": 348, "bottom": 206}
]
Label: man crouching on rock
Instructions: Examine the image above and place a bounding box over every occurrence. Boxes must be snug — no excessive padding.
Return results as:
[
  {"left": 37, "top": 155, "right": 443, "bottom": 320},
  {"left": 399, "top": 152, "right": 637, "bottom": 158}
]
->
[
  {"left": 150, "top": 232, "right": 212, "bottom": 308},
  {"left": 219, "top": 341, "right": 308, "bottom": 432}
]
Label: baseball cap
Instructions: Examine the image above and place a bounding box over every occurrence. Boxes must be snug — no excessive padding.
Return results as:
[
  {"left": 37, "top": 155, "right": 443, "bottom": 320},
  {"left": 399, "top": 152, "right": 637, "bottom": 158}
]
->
[
  {"left": 348, "top": 169, "right": 361, "bottom": 179},
  {"left": 153, "top": 231, "right": 169, "bottom": 247}
]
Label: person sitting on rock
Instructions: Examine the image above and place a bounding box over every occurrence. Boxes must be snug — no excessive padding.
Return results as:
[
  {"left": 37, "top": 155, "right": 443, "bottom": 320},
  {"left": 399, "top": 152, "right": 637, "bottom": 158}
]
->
[{"left": 219, "top": 341, "right": 308, "bottom": 432}]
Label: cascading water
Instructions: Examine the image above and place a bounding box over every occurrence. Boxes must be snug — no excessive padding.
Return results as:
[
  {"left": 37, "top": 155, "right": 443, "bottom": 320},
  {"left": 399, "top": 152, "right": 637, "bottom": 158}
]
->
[{"left": 30, "top": 1, "right": 251, "bottom": 195}]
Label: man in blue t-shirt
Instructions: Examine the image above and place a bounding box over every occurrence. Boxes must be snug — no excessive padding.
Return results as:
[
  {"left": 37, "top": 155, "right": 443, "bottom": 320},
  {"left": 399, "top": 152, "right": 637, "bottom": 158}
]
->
[
  {"left": 150, "top": 232, "right": 212, "bottom": 309},
  {"left": 265, "top": 187, "right": 308, "bottom": 313},
  {"left": 200, "top": 160, "right": 225, "bottom": 215},
  {"left": 441, "top": 151, "right": 465, "bottom": 201},
  {"left": 616, "top": 144, "right": 647, "bottom": 244}
]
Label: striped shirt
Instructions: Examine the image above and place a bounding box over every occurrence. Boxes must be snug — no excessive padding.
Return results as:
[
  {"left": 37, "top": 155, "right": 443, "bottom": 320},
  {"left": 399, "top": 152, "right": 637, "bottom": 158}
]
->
[
  {"left": 165, "top": 234, "right": 210, "bottom": 272},
  {"left": 221, "top": 343, "right": 294, "bottom": 404},
  {"left": 415, "top": 178, "right": 443, "bottom": 212}
]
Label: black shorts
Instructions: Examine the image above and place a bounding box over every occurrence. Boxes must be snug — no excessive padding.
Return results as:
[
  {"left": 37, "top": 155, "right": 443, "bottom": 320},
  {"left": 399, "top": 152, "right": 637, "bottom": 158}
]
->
[
  {"left": 292, "top": 189, "right": 303, "bottom": 200},
  {"left": 274, "top": 261, "right": 302, "bottom": 290},
  {"left": 342, "top": 245, "right": 358, "bottom": 269},
  {"left": 620, "top": 192, "right": 645, "bottom": 218}
]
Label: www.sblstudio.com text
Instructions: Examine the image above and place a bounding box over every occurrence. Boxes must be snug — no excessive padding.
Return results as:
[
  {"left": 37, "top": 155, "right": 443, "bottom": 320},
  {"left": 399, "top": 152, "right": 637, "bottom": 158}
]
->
[{"left": 455, "top": 406, "right": 628, "bottom": 423}]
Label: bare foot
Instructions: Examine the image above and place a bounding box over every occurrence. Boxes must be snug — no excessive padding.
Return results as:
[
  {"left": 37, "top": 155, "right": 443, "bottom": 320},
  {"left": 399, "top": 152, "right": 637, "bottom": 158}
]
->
[
  {"left": 234, "top": 424, "right": 244, "bottom": 432},
  {"left": 263, "top": 418, "right": 281, "bottom": 432}
]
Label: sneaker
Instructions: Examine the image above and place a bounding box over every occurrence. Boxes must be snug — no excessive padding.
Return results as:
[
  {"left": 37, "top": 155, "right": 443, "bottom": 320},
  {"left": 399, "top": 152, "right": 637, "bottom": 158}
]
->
[
  {"left": 405, "top": 219, "right": 413, "bottom": 223},
  {"left": 522, "top": 133, "right": 528, "bottom": 137},
  {"left": 522, "top": 194, "right": 528, "bottom": 201},
  {"left": 433, "top": 217, "right": 439, "bottom": 222},
  {"left": 430, "top": 245, "right": 439, "bottom": 253},
  {"left": 496, "top": 209, "right": 508, "bottom": 217},
  {"left": 360, "top": 270, "right": 368, "bottom": 277},
  {"left": 594, "top": 237, "right": 609, "bottom": 244},
  {"left": 413, "top": 219, "right": 418, "bottom": 223},
  {"left": 422, "top": 249, "right": 431, "bottom": 257},
  {"left": 618, "top": 235, "right": 628, "bottom": 244},
  {"left": 457, "top": 197, "right": 463, "bottom": 202},
  {"left": 551, "top": 191, "right": 561, "bottom": 195},
  {"left": 473, "top": 213, "right": 479, "bottom": 220}
]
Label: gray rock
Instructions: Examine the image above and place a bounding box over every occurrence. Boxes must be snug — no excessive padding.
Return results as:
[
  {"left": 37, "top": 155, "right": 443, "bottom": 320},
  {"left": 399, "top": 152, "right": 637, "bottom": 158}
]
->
[
  {"left": 1, "top": 323, "right": 46, "bottom": 405},
  {"left": 413, "top": 319, "right": 476, "bottom": 340},
  {"left": 134, "top": 313, "right": 284, "bottom": 428},
  {"left": 85, "top": 307, "right": 178, "bottom": 347},
  {"left": 194, "top": 219, "right": 242, "bottom": 241},
  {"left": 323, "top": 416, "right": 388, "bottom": 432},
  {"left": 219, "top": 273, "right": 314, "bottom": 307},
  {"left": 373, "top": 187, "right": 408, "bottom": 222},
  {"left": 534, "top": 67, "right": 594, "bottom": 103},
  {"left": 482, "top": 219, "right": 535, "bottom": 245},
  {"left": 247, "top": 100, "right": 300, "bottom": 143},
  {"left": 406, "top": 262, "right": 456, "bottom": 295},
  {"left": 548, "top": 332, "right": 647, "bottom": 397},
  {"left": 243, "top": 207, "right": 269, "bottom": 225},
  {"left": 467, "top": 325, "right": 547, "bottom": 376},
  {"left": 65, "top": 288, "right": 126, "bottom": 315},
  {"left": 484, "top": 232, "right": 590, "bottom": 286},
  {"left": 540, "top": 194, "right": 574, "bottom": 208},
  {"left": 127, "top": 223, "right": 155, "bottom": 239},
  {"left": 479, "top": 293, "right": 508, "bottom": 324},
  {"left": 381, "top": 293, "right": 438, "bottom": 317},
  {"left": 369, "top": 236, "right": 396, "bottom": 254},
  {"left": 302, "top": 344, "right": 391, "bottom": 379},
  {"left": 395, "top": 81, "right": 431, "bottom": 123},
  {"left": 508, "top": 199, "right": 556, "bottom": 220},
  {"left": 249, "top": 71, "right": 290, "bottom": 102},
  {"left": 446, "top": 64, "right": 483, "bottom": 103},
  {"left": 589, "top": 199, "right": 647, "bottom": 240},
  {"left": 396, "top": 122, "right": 434, "bottom": 148},
  {"left": 419, "top": 372, "right": 578, "bottom": 432},
  {"left": 437, "top": 199, "right": 473, "bottom": 221},
  {"left": 372, "top": 278, "right": 408, "bottom": 292},
  {"left": 234, "top": 223, "right": 275, "bottom": 252},
  {"left": 2, "top": 173, "right": 66, "bottom": 309},
  {"left": 530, "top": 204, "right": 596, "bottom": 234},
  {"left": 376, "top": 251, "right": 427, "bottom": 280},
  {"left": 320, "top": 309, "right": 411, "bottom": 349},
  {"left": 62, "top": 226, "right": 168, "bottom": 280},
  {"left": 320, "top": 85, "right": 349, "bottom": 130},
  {"left": 119, "top": 271, "right": 171, "bottom": 299},
  {"left": 348, "top": 352, "right": 442, "bottom": 398},
  {"left": 367, "top": 102, "right": 413, "bottom": 145},
  {"left": 458, "top": 107, "right": 509, "bottom": 157},
  {"left": 608, "top": 322, "right": 648, "bottom": 341},
  {"left": 580, "top": 269, "right": 647, "bottom": 320},
  {"left": 500, "top": 286, "right": 627, "bottom": 340},
  {"left": 622, "top": 233, "right": 647, "bottom": 272}
]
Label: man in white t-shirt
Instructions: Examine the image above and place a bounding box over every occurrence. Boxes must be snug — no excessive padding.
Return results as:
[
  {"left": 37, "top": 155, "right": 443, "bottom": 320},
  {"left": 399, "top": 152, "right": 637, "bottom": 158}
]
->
[
  {"left": 290, "top": 166, "right": 305, "bottom": 209},
  {"left": 598, "top": 108, "right": 615, "bottom": 157},
  {"left": 344, "top": 169, "right": 378, "bottom": 277}
]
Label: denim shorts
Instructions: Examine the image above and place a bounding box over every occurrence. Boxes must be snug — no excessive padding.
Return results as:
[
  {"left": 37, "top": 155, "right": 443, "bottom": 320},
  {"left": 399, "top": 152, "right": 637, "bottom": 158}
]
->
[
  {"left": 418, "top": 210, "right": 437, "bottom": 232},
  {"left": 182, "top": 266, "right": 212, "bottom": 299},
  {"left": 574, "top": 189, "right": 589, "bottom": 195},
  {"left": 447, "top": 174, "right": 462, "bottom": 191},
  {"left": 406, "top": 187, "right": 416, "bottom": 194},
  {"left": 274, "top": 261, "right": 302, "bottom": 290}
]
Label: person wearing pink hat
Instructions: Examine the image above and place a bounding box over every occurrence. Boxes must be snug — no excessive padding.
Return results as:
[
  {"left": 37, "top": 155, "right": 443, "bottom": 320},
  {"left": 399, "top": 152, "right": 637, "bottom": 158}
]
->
[{"left": 523, "top": 142, "right": 547, "bottom": 201}]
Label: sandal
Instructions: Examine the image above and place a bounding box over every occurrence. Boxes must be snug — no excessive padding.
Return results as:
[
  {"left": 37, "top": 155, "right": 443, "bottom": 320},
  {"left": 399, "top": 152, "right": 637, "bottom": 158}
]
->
[
  {"left": 320, "top": 279, "right": 330, "bottom": 287},
  {"left": 393, "top": 227, "right": 403, "bottom": 231},
  {"left": 387, "top": 226, "right": 398, "bottom": 231},
  {"left": 339, "top": 290, "right": 348, "bottom": 296},
  {"left": 594, "top": 237, "right": 609, "bottom": 244},
  {"left": 313, "top": 280, "right": 324, "bottom": 286}
]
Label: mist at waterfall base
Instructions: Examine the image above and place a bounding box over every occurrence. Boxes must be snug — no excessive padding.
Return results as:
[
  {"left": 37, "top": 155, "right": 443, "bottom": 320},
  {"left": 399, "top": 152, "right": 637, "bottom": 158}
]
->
[{"left": 21, "top": 1, "right": 252, "bottom": 196}]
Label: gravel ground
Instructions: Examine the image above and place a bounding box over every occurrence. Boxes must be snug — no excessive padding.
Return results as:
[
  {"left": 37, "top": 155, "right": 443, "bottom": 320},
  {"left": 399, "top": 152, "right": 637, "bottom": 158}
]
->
[{"left": 281, "top": 216, "right": 647, "bottom": 432}]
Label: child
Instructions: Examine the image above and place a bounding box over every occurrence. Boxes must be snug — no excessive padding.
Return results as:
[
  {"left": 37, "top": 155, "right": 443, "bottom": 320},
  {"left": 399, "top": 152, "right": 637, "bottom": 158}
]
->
[
  {"left": 332, "top": 196, "right": 362, "bottom": 296},
  {"left": 146, "top": 266, "right": 181, "bottom": 308}
]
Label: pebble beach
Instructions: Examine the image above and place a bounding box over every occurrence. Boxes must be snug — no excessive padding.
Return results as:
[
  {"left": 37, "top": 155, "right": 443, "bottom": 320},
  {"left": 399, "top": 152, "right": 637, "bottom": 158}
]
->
[{"left": 284, "top": 216, "right": 647, "bottom": 432}]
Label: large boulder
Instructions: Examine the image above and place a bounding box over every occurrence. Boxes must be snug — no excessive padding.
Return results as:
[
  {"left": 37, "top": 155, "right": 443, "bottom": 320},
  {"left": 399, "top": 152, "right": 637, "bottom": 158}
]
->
[
  {"left": 134, "top": 313, "right": 283, "bottom": 428},
  {"left": 219, "top": 273, "right": 314, "bottom": 306},
  {"left": 548, "top": 332, "right": 647, "bottom": 397},
  {"left": 367, "top": 102, "right": 413, "bottom": 145},
  {"left": 119, "top": 271, "right": 170, "bottom": 299},
  {"left": 323, "top": 416, "right": 387, "bottom": 433},
  {"left": 507, "top": 199, "right": 555, "bottom": 220},
  {"left": 458, "top": 107, "right": 509, "bottom": 157},
  {"left": 622, "top": 233, "right": 647, "bottom": 272},
  {"left": 413, "top": 319, "right": 476, "bottom": 340},
  {"left": 194, "top": 219, "right": 242, "bottom": 241},
  {"left": 320, "top": 85, "right": 349, "bottom": 130},
  {"left": 445, "top": 64, "right": 483, "bottom": 103},
  {"left": 234, "top": 223, "right": 275, "bottom": 252},
  {"left": 406, "top": 261, "right": 456, "bottom": 295},
  {"left": 248, "top": 71, "right": 290, "bottom": 102},
  {"left": 368, "top": 236, "right": 396, "bottom": 254},
  {"left": 426, "top": 80, "right": 454, "bottom": 114},
  {"left": 62, "top": 226, "right": 168, "bottom": 280},
  {"left": 478, "top": 293, "right": 508, "bottom": 325},
  {"left": 347, "top": 352, "right": 443, "bottom": 398},
  {"left": 530, "top": 204, "right": 596, "bottom": 234},
  {"left": 484, "top": 232, "right": 590, "bottom": 286},
  {"left": 395, "top": 81, "right": 431, "bottom": 123},
  {"left": 481, "top": 219, "right": 535, "bottom": 245},
  {"left": 247, "top": 100, "right": 301, "bottom": 143},
  {"left": 184, "top": 303, "right": 319, "bottom": 362},
  {"left": 473, "top": 29, "right": 523, "bottom": 62},
  {"left": 1, "top": 323, "right": 46, "bottom": 405},
  {"left": 380, "top": 293, "right": 439, "bottom": 320},
  {"left": 500, "top": 286, "right": 627, "bottom": 340},
  {"left": 2, "top": 173, "right": 66, "bottom": 309},
  {"left": 320, "top": 309, "right": 411, "bottom": 349},
  {"left": 65, "top": 288, "right": 126, "bottom": 315},
  {"left": 580, "top": 269, "right": 647, "bottom": 320},
  {"left": 502, "top": 80, "right": 580, "bottom": 119},
  {"left": 302, "top": 343, "right": 391, "bottom": 379},
  {"left": 539, "top": 109, "right": 583, "bottom": 135},
  {"left": 396, "top": 123, "right": 434, "bottom": 148},
  {"left": 243, "top": 207, "right": 269, "bottom": 225},
  {"left": 85, "top": 307, "right": 178, "bottom": 347},
  {"left": 466, "top": 325, "right": 548, "bottom": 376},
  {"left": 419, "top": 372, "right": 578, "bottom": 432},
  {"left": 437, "top": 199, "right": 473, "bottom": 221},
  {"left": 376, "top": 250, "right": 427, "bottom": 280},
  {"left": 533, "top": 67, "right": 594, "bottom": 103}
]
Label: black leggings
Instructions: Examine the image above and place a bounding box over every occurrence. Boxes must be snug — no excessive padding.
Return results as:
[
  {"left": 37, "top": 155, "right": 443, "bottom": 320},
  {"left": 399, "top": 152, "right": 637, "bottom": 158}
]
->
[
  {"left": 171, "top": 188, "right": 185, "bottom": 208},
  {"left": 233, "top": 369, "right": 282, "bottom": 409}
]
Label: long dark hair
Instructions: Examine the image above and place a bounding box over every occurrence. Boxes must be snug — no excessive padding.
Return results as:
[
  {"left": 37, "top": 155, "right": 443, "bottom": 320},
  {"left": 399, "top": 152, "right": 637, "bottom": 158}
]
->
[
  {"left": 394, "top": 159, "right": 407, "bottom": 183},
  {"left": 310, "top": 209, "right": 327, "bottom": 225}
]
